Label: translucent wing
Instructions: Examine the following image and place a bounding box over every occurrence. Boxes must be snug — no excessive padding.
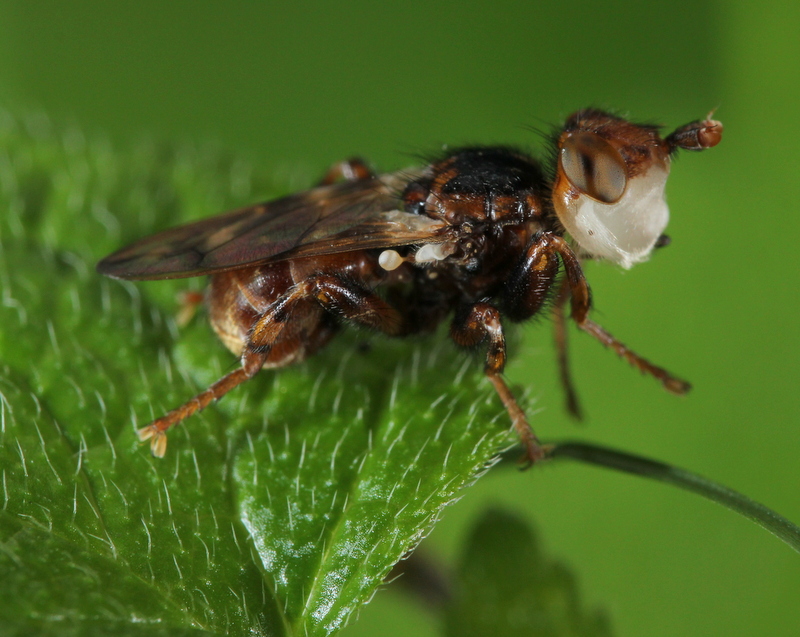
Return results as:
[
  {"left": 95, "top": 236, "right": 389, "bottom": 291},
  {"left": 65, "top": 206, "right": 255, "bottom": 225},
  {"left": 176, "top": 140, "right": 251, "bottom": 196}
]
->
[{"left": 97, "top": 172, "right": 446, "bottom": 280}]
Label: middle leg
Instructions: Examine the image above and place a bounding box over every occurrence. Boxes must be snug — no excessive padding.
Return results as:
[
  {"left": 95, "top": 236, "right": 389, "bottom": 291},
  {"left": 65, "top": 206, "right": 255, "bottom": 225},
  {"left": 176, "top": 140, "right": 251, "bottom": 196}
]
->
[{"left": 451, "top": 302, "right": 546, "bottom": 465}]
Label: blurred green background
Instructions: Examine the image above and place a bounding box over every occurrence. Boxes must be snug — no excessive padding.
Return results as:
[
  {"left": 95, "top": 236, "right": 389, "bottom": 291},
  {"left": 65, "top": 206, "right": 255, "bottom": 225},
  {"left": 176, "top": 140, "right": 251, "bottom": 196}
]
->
[{"left": 1, "top": 1, "right": 797, "bottom": 635}]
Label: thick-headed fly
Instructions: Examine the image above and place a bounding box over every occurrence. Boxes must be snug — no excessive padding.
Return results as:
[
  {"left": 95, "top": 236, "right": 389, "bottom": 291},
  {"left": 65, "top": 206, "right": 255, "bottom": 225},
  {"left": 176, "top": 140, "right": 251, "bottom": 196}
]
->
[{"left": 97, "top": 109, "right": 723, "bottom": 462}]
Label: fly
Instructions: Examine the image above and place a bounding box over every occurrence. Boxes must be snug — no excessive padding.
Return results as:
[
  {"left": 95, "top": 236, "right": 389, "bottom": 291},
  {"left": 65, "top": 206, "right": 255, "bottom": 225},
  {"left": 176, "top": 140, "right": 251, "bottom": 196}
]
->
[{"left": 97, "top": 109, "right": 723, "bottom": 462}]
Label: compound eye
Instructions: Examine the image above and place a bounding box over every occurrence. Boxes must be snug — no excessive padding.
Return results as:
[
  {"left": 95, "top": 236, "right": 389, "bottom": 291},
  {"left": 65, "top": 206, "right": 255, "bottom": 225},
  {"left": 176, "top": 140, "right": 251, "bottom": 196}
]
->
[{"left": 560, "top": 131, "right": 628, "bottom": 204}]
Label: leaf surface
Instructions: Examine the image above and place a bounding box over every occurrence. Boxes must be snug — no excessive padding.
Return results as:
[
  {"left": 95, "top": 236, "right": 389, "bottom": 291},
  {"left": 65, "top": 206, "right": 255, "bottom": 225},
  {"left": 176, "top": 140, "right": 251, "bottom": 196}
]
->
[
  {"left": 445, "top": 508, "right": 612, "bottom": 637},
  {"left": 0, "top": 112, "right": 513, "bottom": 636}
]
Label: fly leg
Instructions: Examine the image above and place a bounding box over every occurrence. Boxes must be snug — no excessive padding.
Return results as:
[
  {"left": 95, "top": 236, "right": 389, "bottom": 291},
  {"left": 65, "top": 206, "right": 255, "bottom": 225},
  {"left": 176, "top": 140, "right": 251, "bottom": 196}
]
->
[
  {"left": 139, "top": 271, "right": 401, "bottom": 457},
  {"left": 318, "top": 158, "right": 375, "bottom": 185},
  {"left": 137, "top": 352, "right": 268, "bottom": 458},
  {"left": 552, "top": 275, "right": 583, "bottom": 419},
  {"left": 451, "top": 302, "right": 546, "bottom": 466},
  {"left": 529, "top": 233, "right": 691, "bottom": 394},
  {"left": 248, "top": 274, "right": 402, "bottom": 355},
  {"left": 175, "top": 289, "right": 205, "bottom": 328}
]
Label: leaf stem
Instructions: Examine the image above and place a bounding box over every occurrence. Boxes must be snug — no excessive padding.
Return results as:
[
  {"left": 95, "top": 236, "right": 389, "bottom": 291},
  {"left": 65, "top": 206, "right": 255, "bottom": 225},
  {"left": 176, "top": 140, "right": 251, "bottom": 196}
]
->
[{"left": 507, "top": 441, "right": 800, "bottom": 555}]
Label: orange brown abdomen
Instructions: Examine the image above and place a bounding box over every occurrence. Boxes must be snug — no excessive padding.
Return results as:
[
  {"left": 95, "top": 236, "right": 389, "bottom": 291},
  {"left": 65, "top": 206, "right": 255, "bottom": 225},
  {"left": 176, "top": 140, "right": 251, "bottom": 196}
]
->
[{"left": 207, "top": 261, "right": 336, "bottom": 369}]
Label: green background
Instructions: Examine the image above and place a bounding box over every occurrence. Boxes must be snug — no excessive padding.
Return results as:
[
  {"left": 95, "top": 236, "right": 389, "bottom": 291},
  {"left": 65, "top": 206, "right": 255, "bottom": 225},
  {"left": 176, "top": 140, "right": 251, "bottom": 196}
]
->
[{"left": 0, "top": 1, "right": 798, "bottom": 635}]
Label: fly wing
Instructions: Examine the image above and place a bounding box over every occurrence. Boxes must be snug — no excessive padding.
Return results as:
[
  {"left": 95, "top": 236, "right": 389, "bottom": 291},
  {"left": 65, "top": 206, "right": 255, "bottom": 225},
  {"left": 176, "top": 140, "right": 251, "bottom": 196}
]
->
[{"left": 97, "top": 172, "right": 445, "bottom": 280}]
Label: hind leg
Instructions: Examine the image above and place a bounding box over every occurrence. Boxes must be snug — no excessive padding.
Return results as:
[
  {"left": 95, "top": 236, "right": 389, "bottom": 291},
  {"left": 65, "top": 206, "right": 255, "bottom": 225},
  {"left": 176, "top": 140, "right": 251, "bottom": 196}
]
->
[
  {"left": 139, "top": 270, "right": 401, "bottom": 457},
  {"left": 318, "top": 158, "right": 375, "bottom": 185}
]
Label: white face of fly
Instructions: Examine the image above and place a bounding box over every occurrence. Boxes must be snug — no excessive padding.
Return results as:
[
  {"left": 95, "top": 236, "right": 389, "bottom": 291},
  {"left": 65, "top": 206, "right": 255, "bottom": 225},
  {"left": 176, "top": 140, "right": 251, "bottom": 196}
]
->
[
  {"left": 560, "top": 162, "right": 670, "bottom": 269},
  {"left": 553, "top": 124, "right": 672, "bottom": 270}
]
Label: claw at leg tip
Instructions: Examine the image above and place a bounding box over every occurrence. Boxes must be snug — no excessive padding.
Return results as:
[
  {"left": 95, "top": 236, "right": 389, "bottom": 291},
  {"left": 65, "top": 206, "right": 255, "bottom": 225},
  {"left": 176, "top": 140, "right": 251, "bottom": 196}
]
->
[
  {"left": 151, "top": 434, "right": 167, "bottom": 458},
  {"left": 137, "top": 425, "right": 167, "bottom": 458},
  {"left": 518, "top": 441, "right": 553, "bottom": 470},
  {"left": 665, "top": 378, "right": 692, "bottom": 395}
]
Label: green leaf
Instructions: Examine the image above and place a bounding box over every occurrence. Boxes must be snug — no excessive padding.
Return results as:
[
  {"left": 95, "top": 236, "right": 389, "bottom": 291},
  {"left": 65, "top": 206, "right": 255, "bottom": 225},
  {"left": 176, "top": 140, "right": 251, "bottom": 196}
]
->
[
  {"left": 0, "top": 111, "right": 515, "bottom": 635},
  {"left": 445, "top": 508, "right": 612, "bottom": 637}
]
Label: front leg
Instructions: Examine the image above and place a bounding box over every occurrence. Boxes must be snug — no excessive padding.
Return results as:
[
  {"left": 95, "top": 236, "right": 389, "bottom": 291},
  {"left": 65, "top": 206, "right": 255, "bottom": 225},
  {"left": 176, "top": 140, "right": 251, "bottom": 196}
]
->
[
  {"left": 510, "top": 232, "right": 691, "bottom": 395},
  {"left": 451, "top": 303, "right": 546, "bottom": 466},
  {"left": 502, "top": 234, "right": 583, "bottom": 418}
]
